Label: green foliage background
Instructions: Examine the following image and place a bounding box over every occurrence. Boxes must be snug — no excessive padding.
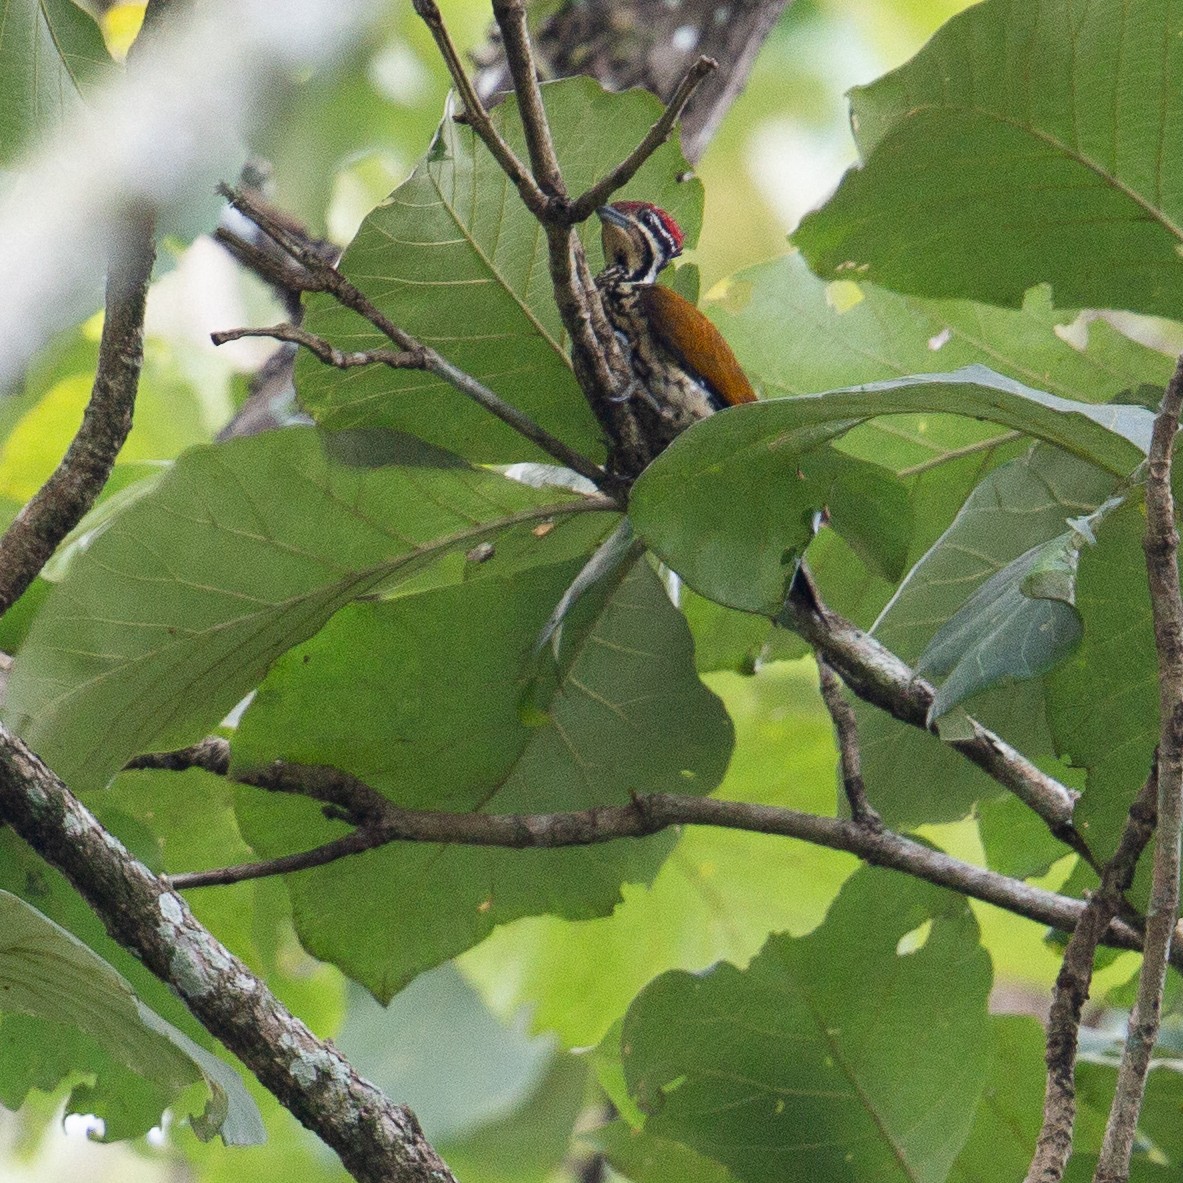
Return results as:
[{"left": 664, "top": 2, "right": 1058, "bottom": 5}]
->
[{"left": 4, "top": 0, "right": 1183, "bottom": 1180}]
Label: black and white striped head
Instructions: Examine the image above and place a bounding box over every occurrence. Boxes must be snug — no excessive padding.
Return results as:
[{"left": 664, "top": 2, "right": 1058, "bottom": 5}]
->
[{"left": 597, "top": 201, "right": 685, "bottom": 284}]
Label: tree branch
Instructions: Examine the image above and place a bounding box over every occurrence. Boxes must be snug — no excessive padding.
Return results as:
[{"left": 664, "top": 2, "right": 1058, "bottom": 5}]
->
[
  {"left": 490, "top": 0, "right": 567, "bottom": 198},
  {"left": 130, "top": 739, "right": 1177, "bottom": 970},
  {"left": 410, "top": 0, "right": 547, "bottom": 216},
  {"left": 0, "top": 208, "right": 155, "bottom": 617},
  {"left": 1094, "top": 358, "right": 1183, "bottom": 1183},
  {"left": 780, "top": 584, "right": 1091, "bottom": 860},
  {"left": 816, "top": 656, "right": 881, "bottom": 829},
  {"left": 566, "top": 56, "right": 719, "bottom": 224},
  {"left": 408, "top": 4, "right": 657, "bottom": 475},
  {"left": 1025, "top": 771, "right": 1158, "bottom": 1183},
  {"left": 0, "top": 726, "right": 454, "bottom": 1183},
  {"left": 472, "top": 0, "right": 789, "bottom": 165},
  {"left": 212, "top": 322, "right": 423, "bottom": 370},
  {"left": 215, "top": 187, "right": 622, "bottom": 497}
]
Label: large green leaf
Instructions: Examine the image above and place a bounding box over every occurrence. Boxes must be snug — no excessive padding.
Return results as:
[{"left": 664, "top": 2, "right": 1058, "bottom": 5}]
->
[
  {"left": 336, "top": 966, "right": 554, "bottom": 1142},
  {"left": 916, "top": 524, "right": 1096, "bottom": 721},
  {"left": 619, "top": 867, "right": 993, "bottom": 1183},
  {"left": 854, "top": 445, "right": 1116, "bottom": 827},
  {"left": 0, "top": 890, "right": 261, "bottom": 1144},
  {"left": 232, "top": 559, "right": 733, "bottom": 999},
  {"left": 5, "top": 428, "right": 616, "bottom": 792},
  {"left": 795, "top": 0, "right": 1183, "bottom": 316},
  {"left": 631, "top": 430, "right": 909, "bottom": 615},
  {"left": 589, "top": 1120, "right": 740, "bottom": 1183},
  {"left": 947, "top": 1015, "right": 1042, "bottom": 1182},
  {"left": 460, "top": 661, "right": 854, "bottom": 1048},
  {"left": 298, "top": 77, "right": 702, "bottom": 462},
  {"left": 701, "top": 257, "right": 1170, "bottom": 628},
  {"left": 706, "top": 257, "right": 1173, "bottom": 469},
  {"left": 630, "top": 366, "right": 1145, "bottom": 615},
  {"left": 0, "top": 0, "right": 117, "bottom": 163},
  {"left": 439, "top": 1053, "right": 588, "bottom": 1183}
]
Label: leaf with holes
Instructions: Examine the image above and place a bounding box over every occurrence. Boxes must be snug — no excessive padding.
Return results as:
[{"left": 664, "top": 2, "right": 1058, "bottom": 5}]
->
[
  {"left": 795, "top": 0, "right": 1183, "bottom": 315},
  {"left": 298, "top": 77, "right": 701, "bottom": 462},
  {"left": 619, "top": 866, "right": 993, "bottom": 1183},
  {"left": 5, "top": 428, "right": 617, "bottom": 793},
  {"left": 629, "top": 365, "right": 1147, "bottom": 616}
]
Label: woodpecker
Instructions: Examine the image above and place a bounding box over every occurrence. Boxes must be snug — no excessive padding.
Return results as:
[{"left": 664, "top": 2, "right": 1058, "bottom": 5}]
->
[{"left": 595, "top": 201, "right": 756, "bottom": 453}]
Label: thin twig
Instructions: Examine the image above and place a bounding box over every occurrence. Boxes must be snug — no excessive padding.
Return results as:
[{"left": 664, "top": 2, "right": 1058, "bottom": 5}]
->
[
  {"left": 1094, "top": 358, "right": 1183, "bottom": 1183},
  {"left": 0, "top": 727, "right": 454, "bottom": 1183},
  {"left": 567, "top": 56, "right": 719, "bottom": 224},
  {"left": 1026, "top": 771, "right": 1158, "bottom": 1183},
  {"left": 214, "top": 226, "right": 327, "bottom": 294},
  {"left": 0, "top": 208, "right": 155, "bottom": 617},
  {"left": 134, "top": 739, "right": 1175, "bottom": 969},
  {"left": 211, "top": 323, "right": 424, "bottom": 370},
  {"left": 216, "top": 187, "right": 621, "bottom": 496},
  {"left": 780, "top": 585, "right": 1092, "bottom": 861},
  {"left": 406, "top": 6, "right": 654, "bottom": 476},
  {"left": 126, "top": 735, "right": 231, "bottom": 775},
  {"left": 410, "top": 0, "right": 547, "bottom": 215},
  {"left": 480, "top": 0, "right": 653, "bottom": 471},
  {"left": 816, "top": 656, "right": 881, "bottom": 829},
  {"left": 491, "top": 0, "right": 566, "bottom": 198}
]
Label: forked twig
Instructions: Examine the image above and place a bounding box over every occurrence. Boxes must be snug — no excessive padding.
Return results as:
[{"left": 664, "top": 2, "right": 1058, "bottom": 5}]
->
[
  {"left": 130, "top": 738, "right": 1179, "bottom": 972},
  {"left": 215, "top": 187, "right": 620, "bottom": 497},
  {"left": 411, "top": 0, "right": 547, "bottom": 215},
  {"left": 781, "top": 585, "right": 1090, "bottom": 858},
  {"left": 1025, "top": 771, "right": 1157, "bottom": 1183}
]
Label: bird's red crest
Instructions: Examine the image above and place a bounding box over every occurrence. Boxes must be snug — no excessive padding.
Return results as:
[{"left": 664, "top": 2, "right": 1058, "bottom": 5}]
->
[{"left": 612, "top": 201, "right": 685, "bottom": 253}]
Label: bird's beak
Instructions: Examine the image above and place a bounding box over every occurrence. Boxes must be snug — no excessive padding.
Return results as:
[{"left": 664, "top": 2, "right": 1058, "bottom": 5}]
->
[{"left": 596, "top": 205, "right": 629, "bottom": 228}]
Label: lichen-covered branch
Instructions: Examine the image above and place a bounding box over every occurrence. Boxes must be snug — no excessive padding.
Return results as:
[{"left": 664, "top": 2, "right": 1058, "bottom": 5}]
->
[{"left": 0, "top": 726, "right": 455, "bottom": 1183}]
